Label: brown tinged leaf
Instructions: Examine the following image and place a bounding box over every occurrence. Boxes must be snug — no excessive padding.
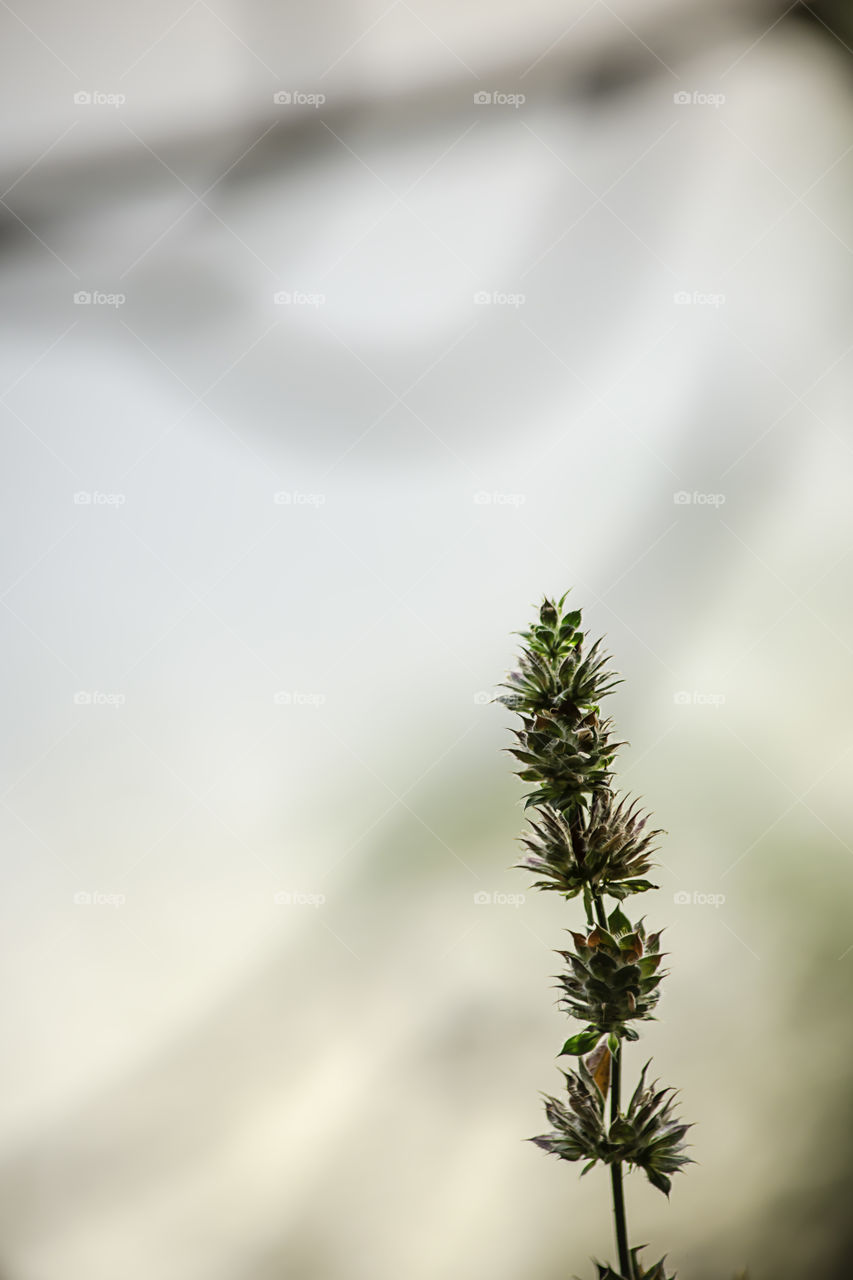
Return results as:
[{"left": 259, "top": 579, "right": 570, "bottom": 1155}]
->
[{"left": 586, "top": 1042, "right": 611, "bottom": 1101}]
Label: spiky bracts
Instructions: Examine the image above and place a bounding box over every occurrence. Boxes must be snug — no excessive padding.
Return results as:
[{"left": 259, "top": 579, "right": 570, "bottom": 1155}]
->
[
  {"left": 499, "top": 594, "right": 692, "bottom": 1279},
  {"left": 516, "top": 792, "right": 661, "bottom": 904},
  {"left": 556, "top": 908, "right": 665, "bottom": 1041},
  {"left": 613, "top": 1065, "right": 693, "bottom": 1197},
  {"left": 498, "top": 597, "right": 622, "bottom": 814},
  {"left": 532, "top": 1059, "right": 691, "bottom": 1197}
]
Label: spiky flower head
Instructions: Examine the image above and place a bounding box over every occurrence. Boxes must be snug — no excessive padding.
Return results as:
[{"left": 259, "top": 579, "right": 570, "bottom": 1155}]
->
[
  {"left": 517, "top": 791, "right": 661, "bottom": 903},
  {"left": 497, "top": 594, "right": 623, "bottom": 814},
  {"left": 532, "top": 1059, "right": 691, "bottom": 1196},
  {"left": 556, "top": 908, "right": 665, "bottom": 1040}
]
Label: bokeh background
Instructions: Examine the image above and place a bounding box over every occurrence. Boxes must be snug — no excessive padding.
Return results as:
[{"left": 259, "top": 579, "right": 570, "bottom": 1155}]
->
[{"left": 1, "top": 1, "right": 852, "bottom": 1277}]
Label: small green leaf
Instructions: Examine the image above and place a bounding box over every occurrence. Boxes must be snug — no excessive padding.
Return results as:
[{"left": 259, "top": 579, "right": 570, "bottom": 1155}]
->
[
  {"left": 646, "top": 1168, "right": 672, "bottom": 1197},
  {"left": 623, "top": 879, "right": 658, "bottom": 893},
  {"left": 607, "top": 1032, "right": 620, "bottom": 1055},
  {"left": 607, "top": 904, "right": 632, "bottom": 936},
  {"left": 559, "top": 1028, "right": 603, "bottom": 1056}
]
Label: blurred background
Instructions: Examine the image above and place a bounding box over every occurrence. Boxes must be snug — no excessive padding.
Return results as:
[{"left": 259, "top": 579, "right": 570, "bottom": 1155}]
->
[{"left": 1, "top": 1, "right": 852, "bottom": 1277}]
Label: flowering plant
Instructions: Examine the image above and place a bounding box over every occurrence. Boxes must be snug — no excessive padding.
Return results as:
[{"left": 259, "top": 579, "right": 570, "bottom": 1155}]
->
[{"left": 498, "top": 594, "right": 691, "bottom": 1279}]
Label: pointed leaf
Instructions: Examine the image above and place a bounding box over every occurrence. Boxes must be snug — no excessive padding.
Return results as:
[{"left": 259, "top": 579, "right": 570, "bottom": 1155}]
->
[
  {"left": 607, "top": 903, "right": 632, "bottom": 936},
  {"left": 559, "top": 1028, "right": 603, "bottom": 1056}
]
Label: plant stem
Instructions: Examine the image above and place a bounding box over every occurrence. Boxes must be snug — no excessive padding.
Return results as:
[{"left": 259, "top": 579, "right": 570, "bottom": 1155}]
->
[
  {"left": 592, "top": 891, "right": 632, "bottom": 1279},
  {"left": 609, "top": 1042, "right": 632, "bottom": 1279}
]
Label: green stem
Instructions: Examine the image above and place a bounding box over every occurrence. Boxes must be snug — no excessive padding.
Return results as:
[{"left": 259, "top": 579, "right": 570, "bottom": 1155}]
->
[
  {"left": 609, "top": 1042, "right": 632, "bottom": 1279},
  {"left": 591, "top": 892, "right": 632, "bottom": 1279}
]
